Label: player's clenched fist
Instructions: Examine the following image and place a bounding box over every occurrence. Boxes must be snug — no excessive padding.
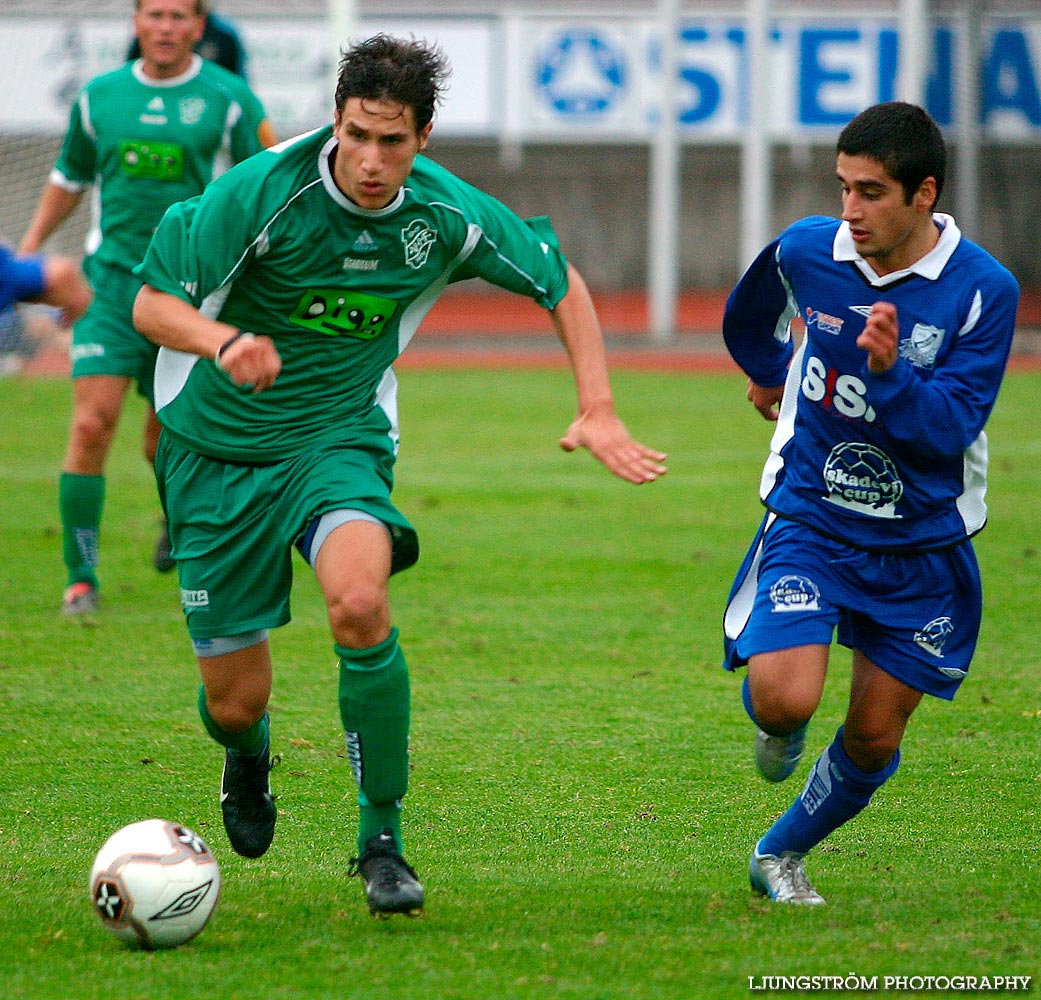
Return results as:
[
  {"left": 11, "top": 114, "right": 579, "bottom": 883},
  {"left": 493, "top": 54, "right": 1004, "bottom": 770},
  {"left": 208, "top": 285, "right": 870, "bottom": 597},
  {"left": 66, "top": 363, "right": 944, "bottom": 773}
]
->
[
  {"left": 215, "top": 332, "right": 282, "bottom": 393},
  {"left": 856, "top": 302, "right": 899, "bottom": 373}
]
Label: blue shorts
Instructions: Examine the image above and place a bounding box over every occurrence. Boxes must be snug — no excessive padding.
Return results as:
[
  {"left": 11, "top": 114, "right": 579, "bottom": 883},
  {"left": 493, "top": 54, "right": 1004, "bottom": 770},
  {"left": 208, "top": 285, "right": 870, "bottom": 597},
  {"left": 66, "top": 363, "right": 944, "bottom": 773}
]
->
[{"left": 722, "top": 514, "right": 982, "bottom": 700}]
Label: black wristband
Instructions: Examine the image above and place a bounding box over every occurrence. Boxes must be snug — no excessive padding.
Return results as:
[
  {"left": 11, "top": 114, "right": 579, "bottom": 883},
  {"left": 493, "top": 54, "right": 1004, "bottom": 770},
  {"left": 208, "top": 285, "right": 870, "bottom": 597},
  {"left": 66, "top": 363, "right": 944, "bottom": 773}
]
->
[{"left": 214, "top": 331, "right": 254, "bottom": 369}]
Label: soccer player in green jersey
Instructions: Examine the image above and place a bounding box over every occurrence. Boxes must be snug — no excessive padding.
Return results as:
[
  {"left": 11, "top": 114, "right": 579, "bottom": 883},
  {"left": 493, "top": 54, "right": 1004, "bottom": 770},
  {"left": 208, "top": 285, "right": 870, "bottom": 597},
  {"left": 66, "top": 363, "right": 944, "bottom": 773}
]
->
[
  {"left": 132, "top": 34, "right": 667, "bottom": 917},
  {"left": 20, "top": 0, "right": 276, "bottom": 617}
]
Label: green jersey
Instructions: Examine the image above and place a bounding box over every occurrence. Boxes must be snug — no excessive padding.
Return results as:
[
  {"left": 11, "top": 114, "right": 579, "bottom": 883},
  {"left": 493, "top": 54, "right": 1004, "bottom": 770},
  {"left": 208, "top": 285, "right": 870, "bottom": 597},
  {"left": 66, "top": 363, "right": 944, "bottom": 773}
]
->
[
  {"left": 53, "top": 55, "right": 269, "bottom": 273},
  {"left": 137, "top": 125, "right": 571, "bottom": 464}
]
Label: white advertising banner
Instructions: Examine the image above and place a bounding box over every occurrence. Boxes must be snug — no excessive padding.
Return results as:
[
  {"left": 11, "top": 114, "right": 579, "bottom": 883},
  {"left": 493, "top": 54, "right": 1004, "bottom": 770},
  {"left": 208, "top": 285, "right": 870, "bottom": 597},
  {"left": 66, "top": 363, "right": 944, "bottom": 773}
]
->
[
  {"left": 0, "top": 17, "right": 496, "bottom": 136},
  {"left": 0, "top": 12, "right": 1039, "bottom": 141},
  {"left": 245, "top": 18, "right": 497, "bottom": 135}
]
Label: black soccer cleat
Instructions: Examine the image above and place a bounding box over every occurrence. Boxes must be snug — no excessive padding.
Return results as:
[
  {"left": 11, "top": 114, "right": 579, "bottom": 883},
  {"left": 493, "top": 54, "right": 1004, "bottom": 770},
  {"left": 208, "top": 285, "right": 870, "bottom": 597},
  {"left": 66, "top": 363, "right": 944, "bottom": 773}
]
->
[
  {"left": 220, "top": 742, "right": 278, "bottom": 858},
  {"left": 348, "top": 829, "right": 425, "bottom": 918}
]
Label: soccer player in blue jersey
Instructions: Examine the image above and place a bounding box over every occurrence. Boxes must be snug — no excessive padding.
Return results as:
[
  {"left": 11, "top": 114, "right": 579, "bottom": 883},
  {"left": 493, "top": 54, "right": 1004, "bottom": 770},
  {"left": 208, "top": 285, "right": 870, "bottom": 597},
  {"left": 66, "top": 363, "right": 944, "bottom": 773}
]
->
[{"left": 721, "top": 102, "right": 1019, "bottom": 904}]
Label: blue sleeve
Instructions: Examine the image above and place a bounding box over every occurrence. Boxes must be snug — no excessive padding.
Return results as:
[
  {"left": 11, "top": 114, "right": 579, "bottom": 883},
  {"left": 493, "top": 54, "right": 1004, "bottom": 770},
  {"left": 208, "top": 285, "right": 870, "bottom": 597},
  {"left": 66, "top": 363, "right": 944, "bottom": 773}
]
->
[
  {"left": 722, "top": 237, "right": 797, "bottom": 387},
  {"left": 863, "top": 275, "right": 1020, "bottom": 459},
  {"left": 0, "top": 244, "right": 47, "bottom": 312}
]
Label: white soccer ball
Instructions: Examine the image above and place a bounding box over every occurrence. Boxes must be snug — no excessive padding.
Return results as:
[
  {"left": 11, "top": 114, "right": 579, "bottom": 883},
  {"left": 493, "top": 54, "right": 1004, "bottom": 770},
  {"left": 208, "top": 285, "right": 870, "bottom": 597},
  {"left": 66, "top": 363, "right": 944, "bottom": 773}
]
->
[{"left": 89, "top": 819, "right": 221, "bottom": 950}]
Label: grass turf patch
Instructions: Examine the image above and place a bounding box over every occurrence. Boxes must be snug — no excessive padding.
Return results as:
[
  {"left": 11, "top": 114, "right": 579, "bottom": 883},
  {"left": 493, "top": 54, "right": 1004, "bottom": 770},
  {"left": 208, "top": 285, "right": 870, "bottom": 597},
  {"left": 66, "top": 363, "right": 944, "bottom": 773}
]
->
[{"left": 0, "top": 370, "right": 1038, "bottom": 998}]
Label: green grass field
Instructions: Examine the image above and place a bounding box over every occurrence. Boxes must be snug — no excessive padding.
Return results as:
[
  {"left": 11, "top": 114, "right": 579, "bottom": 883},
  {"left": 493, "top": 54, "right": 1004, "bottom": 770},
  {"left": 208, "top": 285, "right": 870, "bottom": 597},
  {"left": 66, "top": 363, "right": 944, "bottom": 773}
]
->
[{"left": 1, "top": 368, "right": 1038, "bottom": 999}]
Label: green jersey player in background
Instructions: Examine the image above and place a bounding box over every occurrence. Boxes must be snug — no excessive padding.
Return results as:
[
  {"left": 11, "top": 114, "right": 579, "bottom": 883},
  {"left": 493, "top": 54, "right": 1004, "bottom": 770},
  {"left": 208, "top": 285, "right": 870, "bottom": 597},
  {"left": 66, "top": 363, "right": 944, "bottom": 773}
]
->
[
  {"left": 20, "top": 0, "right": 276, "bottom": 617},
  {"left": 133, "top": 34, "right": 667, "bottom": 917}
]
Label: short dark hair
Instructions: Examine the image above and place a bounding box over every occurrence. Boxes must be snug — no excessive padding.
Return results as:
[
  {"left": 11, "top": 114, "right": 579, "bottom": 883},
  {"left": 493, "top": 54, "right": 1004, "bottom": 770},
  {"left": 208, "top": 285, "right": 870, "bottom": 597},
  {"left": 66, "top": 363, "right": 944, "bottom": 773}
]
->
[
  {"left": 837, "top": 101, "right": 946, "bottom": 208},
  {"left": 334, "top": 35, "right": 450, "bottom": 132},
  {"left": 135, "top": 0, "right": 208, "bottom": 14}
]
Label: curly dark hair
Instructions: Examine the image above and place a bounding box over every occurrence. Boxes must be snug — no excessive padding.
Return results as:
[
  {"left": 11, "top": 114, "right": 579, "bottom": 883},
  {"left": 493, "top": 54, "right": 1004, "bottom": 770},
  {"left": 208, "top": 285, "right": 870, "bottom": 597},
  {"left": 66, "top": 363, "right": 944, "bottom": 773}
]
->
[
  {"left": 334, "top": 34, "right": 450, "bottom": 132},
  {"left": 837, "top": 102, "right": 946, "bottom": 208}
]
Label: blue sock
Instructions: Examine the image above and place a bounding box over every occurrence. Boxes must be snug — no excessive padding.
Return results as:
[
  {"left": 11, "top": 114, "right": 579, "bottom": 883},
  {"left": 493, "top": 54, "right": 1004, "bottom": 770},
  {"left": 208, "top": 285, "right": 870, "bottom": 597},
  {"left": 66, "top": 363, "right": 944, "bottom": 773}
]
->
[{"left": 757, "top": 726, "right": 899, "bottom": 857}]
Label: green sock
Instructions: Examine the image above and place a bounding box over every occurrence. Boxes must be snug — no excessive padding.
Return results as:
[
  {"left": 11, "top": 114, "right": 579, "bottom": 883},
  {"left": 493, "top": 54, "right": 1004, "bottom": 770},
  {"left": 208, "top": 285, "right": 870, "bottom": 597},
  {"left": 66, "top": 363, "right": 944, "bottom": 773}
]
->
[
  {"left": 336, "top": 628, "right": 410, "bottom": 854},
  {"left": 197, "top": 684, "right": 269, "bottom": 756},
  {"left": 357, "top": 790, "right": 403, "bottom": 854},
  {"left": 59, "top": 472, "right": 104, "bottom": 588}
]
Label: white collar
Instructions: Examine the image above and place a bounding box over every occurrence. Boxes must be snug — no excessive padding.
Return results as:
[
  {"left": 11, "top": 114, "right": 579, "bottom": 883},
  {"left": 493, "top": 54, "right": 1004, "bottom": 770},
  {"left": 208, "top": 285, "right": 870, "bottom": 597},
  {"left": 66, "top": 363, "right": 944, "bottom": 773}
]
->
[
  {"left": 833, "top": 213, "right": 961, "bottom": 286},
  {"left": 131, "top": 54, "right": 202, "bottom": 88}
]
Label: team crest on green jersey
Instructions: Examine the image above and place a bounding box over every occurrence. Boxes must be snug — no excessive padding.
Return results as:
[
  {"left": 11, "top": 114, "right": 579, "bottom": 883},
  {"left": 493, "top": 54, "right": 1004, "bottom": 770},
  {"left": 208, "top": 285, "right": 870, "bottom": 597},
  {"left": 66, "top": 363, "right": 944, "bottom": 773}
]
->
[
  {"left": 120, "top": 139, "right": 185, "bottom": 181},
  {"left": 401, "top": 219, "right": 437, "bottom": 269},
  {"left": 179, "top": 97, "right": 207, "bottom": 126},
  {"left": 290, "top": 289, "right": 397, "bottom": 340}
]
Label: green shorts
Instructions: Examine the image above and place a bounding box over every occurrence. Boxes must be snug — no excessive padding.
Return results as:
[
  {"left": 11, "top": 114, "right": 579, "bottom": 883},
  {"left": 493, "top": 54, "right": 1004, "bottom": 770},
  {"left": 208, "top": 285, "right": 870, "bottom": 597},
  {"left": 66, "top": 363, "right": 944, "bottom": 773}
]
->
[
  {"left": 72, "top": 257, "right": 157, "bottom": 402},
  {"left": 154, "top": 435, "right": 420, "bottom": 640}
]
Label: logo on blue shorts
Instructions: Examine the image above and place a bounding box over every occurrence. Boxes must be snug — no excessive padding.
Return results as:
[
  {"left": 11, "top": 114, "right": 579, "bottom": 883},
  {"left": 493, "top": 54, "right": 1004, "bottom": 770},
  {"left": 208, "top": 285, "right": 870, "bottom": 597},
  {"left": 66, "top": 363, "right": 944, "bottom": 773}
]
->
[
  {"left": 914, "top": 616, "right": 955, "bottom": 660},
  {"left": 769, "top": 574, "right": 820, "bottom": 613}
]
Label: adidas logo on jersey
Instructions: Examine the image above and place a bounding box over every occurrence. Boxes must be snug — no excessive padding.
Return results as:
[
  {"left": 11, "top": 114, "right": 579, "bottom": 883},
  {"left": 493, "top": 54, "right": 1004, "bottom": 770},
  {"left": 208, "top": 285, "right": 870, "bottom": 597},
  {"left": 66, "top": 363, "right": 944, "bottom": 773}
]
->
[
  {"left": 141, "top": 96, "right": 168, "bottom": 125},
  {"left": 343, "top": 231, "right": 380, "bottom": 270},
  {"left": 351, "top": 231, "right": 379, "bottom": 254}
]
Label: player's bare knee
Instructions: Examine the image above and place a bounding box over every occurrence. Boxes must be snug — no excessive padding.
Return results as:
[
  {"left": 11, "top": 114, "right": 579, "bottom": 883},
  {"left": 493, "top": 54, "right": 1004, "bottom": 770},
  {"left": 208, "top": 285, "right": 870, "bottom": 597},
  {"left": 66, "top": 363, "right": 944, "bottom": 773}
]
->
[
  {"left": 70, "top": 409, "right": 117, "bottom": 453},
  {"left": 750, "top": 684, "right": 815, "bottom": 735},
  {"left": 326, "top": 585, "right": 389, "bottom": 639},
  {"left": 205, "top": 694, "right": 267, "bottom": 735},
  {"left": 842, "top": 728, "right": 899, "bottom": 773}
]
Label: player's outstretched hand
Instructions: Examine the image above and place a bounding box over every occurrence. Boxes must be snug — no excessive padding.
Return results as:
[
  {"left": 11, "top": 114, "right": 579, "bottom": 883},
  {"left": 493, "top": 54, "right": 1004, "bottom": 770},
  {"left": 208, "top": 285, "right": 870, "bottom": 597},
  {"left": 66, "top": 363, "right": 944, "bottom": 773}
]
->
[
  {"left": 559, "top": 407, "right": 667, "bottom": 484},
  {"left": 217, "top": 333, "right": 282, "bottom": 393}
]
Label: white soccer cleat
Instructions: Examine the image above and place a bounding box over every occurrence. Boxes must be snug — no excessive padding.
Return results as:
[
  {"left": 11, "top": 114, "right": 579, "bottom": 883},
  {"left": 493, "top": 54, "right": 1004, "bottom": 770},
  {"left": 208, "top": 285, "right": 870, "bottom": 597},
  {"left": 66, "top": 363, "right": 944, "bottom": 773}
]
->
[
  {"left": 749, "top": 849, "right": 825, "bottom": 905},
  {"left": 754, "top": 723, "right": 807, "bottom": 782}
]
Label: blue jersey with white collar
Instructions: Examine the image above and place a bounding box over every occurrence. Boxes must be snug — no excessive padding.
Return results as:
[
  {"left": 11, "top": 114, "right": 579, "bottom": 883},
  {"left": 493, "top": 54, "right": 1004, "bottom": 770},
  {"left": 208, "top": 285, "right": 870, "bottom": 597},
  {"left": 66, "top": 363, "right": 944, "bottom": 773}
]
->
[{"left": 723, "top": 213, "right": 1019, "bottom": 552}]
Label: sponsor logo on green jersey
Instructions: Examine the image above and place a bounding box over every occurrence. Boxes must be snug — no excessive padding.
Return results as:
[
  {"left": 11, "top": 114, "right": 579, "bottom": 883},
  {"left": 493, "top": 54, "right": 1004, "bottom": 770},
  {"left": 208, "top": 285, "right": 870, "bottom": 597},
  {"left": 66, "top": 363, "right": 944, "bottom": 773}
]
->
[
  {"left": 120, "top": 139, "right": 186, "bottom": 181},
  {"left": 289, "top": 289, "right": 397, "bottom": 340}
]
